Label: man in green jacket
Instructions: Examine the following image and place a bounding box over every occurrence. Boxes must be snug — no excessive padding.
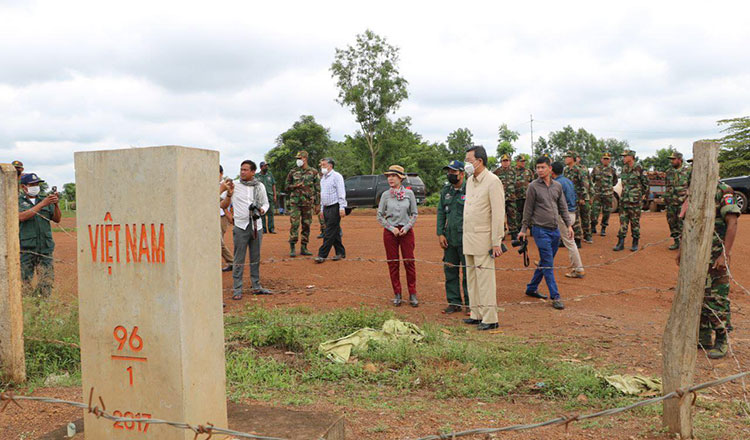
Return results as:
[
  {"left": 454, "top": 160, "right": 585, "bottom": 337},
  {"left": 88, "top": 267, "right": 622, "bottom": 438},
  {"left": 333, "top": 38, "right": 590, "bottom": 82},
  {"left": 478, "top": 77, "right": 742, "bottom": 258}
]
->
[
  {"left": 18, "top": 173, "right": 61, "bottom": 297},
  {"left": 437, "top": 160, "right": 468, "bottom": 314},
  {"left": 256, "top": 161, "right": 277, "bottom": 234},
  {"left": 613, "top": 150, "right": 649, "bottom": 252}
]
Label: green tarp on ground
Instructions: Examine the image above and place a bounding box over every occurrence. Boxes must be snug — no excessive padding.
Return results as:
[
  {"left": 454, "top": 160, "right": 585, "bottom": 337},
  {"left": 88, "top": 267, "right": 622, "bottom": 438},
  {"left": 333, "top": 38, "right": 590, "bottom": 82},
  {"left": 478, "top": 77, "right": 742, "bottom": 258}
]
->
[
  {"left": 604, "top": 374, "right": 662, "bottom": 395},
  {"left": 318, "top": 319, "right": 425, "bottom": 363}
]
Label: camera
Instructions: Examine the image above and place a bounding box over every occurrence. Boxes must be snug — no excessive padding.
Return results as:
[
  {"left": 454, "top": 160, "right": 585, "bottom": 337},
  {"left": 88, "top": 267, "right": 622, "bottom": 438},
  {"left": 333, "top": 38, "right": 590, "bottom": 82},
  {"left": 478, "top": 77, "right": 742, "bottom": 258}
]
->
[
  {"left": 511, "top": 237, "right": 528, "bottom": 254},
  {"left": 248, "top": 203, "right": 261, "bottom": 220}
]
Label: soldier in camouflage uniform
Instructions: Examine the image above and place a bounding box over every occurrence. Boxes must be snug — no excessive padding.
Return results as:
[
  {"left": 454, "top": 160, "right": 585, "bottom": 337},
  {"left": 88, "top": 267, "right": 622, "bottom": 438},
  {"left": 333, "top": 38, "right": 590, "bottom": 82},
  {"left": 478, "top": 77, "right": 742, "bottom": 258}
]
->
[
  {"left": 664, "top": 152, "right": 690, "bottom": 250},
  {"left": 613, "top": 150, "right": 648, "bottom": 252},
  {"left": 285, "top": 151, "right": 320, "bottom": 257},
  {"left": 590, "top": 153, "right": 618, "bottom": 237},
  {"left": 680, "top": 180, "right": 741, "bottom": 359},
  {"left": 494, "top": 154, "right": 517, "bottom": 238},
  {"left": 514, "top": 155, "right": 534, "bottom": 231},
  {"left": 563, "top": 151, "right": 588, "bottom": 247},
  {"left": 575, "top": 154, "right": 593, "bottom": 243}
]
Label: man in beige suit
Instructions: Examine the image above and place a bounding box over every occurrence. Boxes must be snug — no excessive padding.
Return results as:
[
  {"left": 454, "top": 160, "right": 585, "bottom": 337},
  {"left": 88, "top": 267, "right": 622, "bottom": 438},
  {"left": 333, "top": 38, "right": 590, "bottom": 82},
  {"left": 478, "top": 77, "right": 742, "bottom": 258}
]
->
[{"left": 463, "top": 145, "right": 505, "bottom": 330}]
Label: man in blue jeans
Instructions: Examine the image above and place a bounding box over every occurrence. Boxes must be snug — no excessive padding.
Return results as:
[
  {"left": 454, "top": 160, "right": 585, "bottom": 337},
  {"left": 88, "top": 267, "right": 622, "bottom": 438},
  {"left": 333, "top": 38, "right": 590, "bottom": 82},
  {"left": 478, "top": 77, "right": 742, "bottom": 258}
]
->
[{"left": 518, "top": 156, "right": 574, "bottom": 310}]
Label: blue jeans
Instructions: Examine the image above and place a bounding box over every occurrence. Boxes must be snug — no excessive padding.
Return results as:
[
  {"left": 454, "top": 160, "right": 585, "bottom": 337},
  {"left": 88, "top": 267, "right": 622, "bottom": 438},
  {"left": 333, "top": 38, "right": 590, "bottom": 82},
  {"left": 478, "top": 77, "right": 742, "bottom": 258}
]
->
[{"left": 526, "top": 226, "right": 562, "bottom": 300}]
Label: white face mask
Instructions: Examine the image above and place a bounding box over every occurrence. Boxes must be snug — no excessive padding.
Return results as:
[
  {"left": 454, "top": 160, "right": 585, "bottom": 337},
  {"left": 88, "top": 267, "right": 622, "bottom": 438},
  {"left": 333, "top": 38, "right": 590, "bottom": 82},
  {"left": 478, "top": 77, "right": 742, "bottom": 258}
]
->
[
  {"left": 296, "top": 159, "right": 304, "bottom": 167},
  {"left": 464, "top": 162, "right": 475, "bottom": 177},
  {"left": 320, "top": 167, "right": 329, "bottom": 175},
  {"left": 26, "top": 186, "right": 41, "bottom": 197}
]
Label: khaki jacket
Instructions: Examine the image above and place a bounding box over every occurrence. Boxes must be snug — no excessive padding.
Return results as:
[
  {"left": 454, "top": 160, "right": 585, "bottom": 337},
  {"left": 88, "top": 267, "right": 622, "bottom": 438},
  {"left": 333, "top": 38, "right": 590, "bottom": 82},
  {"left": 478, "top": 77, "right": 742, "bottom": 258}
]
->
[{"left": 463, "top": 168, "right": 505, "bottom": 255}]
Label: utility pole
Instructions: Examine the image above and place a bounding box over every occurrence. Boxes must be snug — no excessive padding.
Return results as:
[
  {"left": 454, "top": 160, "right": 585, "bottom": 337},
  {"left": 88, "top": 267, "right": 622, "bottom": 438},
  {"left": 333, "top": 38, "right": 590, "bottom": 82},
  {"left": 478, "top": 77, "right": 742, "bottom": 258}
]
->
[{"left": 530, "top": 114, "right": 535, "bottom": 158}]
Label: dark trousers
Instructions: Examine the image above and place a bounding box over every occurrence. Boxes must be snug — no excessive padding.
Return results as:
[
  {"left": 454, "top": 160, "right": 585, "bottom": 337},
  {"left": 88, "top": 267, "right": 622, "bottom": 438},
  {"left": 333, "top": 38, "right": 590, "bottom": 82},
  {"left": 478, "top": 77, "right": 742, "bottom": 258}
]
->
[
  {"left": 20, "top": 250, "right": 54, "bottom": 297},
  {"left": 318, "top": 204, "right": 346, "bottom": 258},
  {"left": 443, "top": 244, "right": 468, "bottom": 306},
  {"left": 261, "top": 199, "right": 275, "bottom": 233},
  {"left": 383, "top": 227, "right": 417, "bottom": 295},
  {"left": 526, "top": 226, "right": 562, "bottom": 300}
]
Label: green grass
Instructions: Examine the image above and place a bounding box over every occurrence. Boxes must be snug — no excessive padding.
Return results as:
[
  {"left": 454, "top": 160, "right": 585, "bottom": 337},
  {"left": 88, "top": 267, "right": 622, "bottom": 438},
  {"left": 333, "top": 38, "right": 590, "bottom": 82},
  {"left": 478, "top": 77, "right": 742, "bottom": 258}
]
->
[
  {"left": 224, "top": 307, "right": 621, "bottom": 408},
  {"left": 52, "top": 227, "right": 76, "bottom": 233},
  {"left": 60, "top": 209, "right": 76, "bottom": 218}
]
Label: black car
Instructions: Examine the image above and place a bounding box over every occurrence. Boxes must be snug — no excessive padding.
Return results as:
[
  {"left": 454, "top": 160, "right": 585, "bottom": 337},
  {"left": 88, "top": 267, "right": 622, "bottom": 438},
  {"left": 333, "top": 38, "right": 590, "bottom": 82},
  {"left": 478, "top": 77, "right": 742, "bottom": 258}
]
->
[
  {"left": 720, "top": 175, "right": 750, "bottom": 213},
  {"left": 345, "top": 173, "right": 426, "bottom": 208}
]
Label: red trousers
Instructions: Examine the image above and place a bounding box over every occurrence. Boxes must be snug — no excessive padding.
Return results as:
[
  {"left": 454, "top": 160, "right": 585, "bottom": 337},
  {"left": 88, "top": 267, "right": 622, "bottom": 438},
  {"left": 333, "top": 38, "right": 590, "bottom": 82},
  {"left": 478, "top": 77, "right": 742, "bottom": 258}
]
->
[{"left": 382, "top": 228, "right": 417, "bottom": 295}]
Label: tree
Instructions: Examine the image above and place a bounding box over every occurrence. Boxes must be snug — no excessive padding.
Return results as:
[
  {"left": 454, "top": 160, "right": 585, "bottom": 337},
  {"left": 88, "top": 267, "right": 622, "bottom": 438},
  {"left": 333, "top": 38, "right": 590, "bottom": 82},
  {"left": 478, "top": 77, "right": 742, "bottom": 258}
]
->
[
  {"left": 642, "top": 146, "right": 678, "bottom": 172},
  {"left": 718, "top": 116, "right": 750, "bottom": 177},
  {"left": 446, "top": 128, "right": 473, "bottom": 160},
  {"left": 497, "top": 123, "right": 519, "bottom": 159},
  {"left": 265, "top": 115, "right": 333, "bottom": 187},
  {"left": 330, "top": 30, "right": 409, "bottom": 174},
  {"left": 62, "top": 183, "right": 76, "bottom": 202}
]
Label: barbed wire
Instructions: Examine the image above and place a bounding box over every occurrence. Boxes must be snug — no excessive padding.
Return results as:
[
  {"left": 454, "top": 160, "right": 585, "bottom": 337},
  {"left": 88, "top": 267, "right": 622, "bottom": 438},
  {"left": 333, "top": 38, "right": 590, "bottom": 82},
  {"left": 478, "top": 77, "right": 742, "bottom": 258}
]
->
[
  {"left": 411, "top": 370, "right": 750, "bottom": 440},
  {"left": 0, "top": 387, "right": 291, "bottom": 440}
]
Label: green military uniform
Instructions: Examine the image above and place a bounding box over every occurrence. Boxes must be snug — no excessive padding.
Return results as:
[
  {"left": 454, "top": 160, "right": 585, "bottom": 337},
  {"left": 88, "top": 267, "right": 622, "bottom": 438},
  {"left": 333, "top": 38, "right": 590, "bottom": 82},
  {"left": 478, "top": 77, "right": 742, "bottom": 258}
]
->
[
  {"left": 590, "top": 155, "right": 618, "bottom": 236},
  {"left": 494, "top": 155, "right": 517, "bottom": 237},
  {"left": 699, "top": 182, "right": 741, "bottom": 358},
  {"left": 563, "top": 152, "right": 589, "bottom": 241},
  {"left": 437, "top": 181, "right": 469, "bottom": 309},
  {"left": 514, "top": 158, "right": 533, "bottom": 233},
  {"left": 18, "top": 193, "right": 56, "bottom": 297},
  {"left": 256, "top": 170, "right": 276, "bottom": 233},
  {"left": 578, "top": 162, "right": 593, "bottom": 241},
  {"left": 285, "top": 151, "right": 320, "bottom": 255},
  {"left": 664, "top": 154, "right": 690, "bottom": 249},
  {"left": 616, "top": 151, "right": 649, "bottom": 248}
]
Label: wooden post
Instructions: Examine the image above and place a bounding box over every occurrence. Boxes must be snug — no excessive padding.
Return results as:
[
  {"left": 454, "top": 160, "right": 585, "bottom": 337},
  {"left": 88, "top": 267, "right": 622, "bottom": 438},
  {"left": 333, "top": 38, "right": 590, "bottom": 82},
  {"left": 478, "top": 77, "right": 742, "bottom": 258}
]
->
[
  {"left": 662, "top": 141, "right": 720, "bottom": 437},
  {"left": 0, "top": 163, "right": 26, "bottom": 383}
]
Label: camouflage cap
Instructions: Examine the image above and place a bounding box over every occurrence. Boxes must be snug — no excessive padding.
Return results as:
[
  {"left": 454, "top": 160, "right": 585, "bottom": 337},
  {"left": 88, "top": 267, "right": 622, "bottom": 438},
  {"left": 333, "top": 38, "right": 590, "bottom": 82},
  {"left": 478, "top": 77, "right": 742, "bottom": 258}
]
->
[
  {"left": 500, "top": 154, "right": 511, "bottom": 161},
  {"left": 564, "top": 150, "right": 576, "bottom": 158},
  {"left": 621, "top": 149, "right": 636, "bottom": 157},
  {"left": 601, "top": 153, "right": 611, "bottom": 159},
  {"left": 515, "top": 154, "right": 526, "bottom": 161},
  {"left": 295, "top": 150, "right": 308, "bottom": 159},
  {"left": 11, "top": 160, "right": 23, "bottom": 168},
  {"left": 668, "top": 151, "right": 683, "bottom": 160}
]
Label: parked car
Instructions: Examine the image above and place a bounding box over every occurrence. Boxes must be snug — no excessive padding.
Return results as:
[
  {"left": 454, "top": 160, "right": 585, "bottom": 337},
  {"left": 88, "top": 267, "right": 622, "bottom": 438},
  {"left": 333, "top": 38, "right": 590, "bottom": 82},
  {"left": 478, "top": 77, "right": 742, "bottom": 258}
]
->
[
  {"left": 345, "top": 173, "right": 426, "bottom": 208},
  {"left": 720, "top": 175, "right": 750, "bottom": 213}
]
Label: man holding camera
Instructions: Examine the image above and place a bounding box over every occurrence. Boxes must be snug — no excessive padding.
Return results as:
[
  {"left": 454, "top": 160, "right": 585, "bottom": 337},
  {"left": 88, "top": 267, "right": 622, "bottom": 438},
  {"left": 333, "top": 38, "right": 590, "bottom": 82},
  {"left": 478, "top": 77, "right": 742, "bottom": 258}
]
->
[
  {"left": 519, "top": 156, "right": 573, "bottom": 310},
  {"left": 18, "top": 173, "right": 61, "bottom": 297},
  {"left": 222, "top": 160, "right": 271, "bottom": 299},
  {"left": 437, "top": 160, "right": 468, "bottom": 314},
  {"left": 463, "top": 146, "right": 505, "bottom": 330}
]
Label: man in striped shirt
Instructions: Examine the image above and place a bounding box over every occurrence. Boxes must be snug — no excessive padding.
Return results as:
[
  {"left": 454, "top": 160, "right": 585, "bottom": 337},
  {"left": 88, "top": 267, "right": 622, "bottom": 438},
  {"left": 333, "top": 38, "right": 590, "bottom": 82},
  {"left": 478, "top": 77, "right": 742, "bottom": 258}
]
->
[{"left": 315, "top": 158, "right": 347, "bottom": 263}]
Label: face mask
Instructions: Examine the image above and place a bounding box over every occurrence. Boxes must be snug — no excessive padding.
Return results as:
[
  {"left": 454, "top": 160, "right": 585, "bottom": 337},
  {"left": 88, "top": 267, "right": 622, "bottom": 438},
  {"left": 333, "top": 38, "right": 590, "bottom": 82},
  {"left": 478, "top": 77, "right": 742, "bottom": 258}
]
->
[
  {"left": 27, "top": 186, "right": 41, "bottom": 197},
  {"left": 320, "top": 167, "right": 329, "bottom": 175},
  {"left": 447, "top": 174, "right": 460, "bottom": 184},
  {"left": 464, "top": 162, "right": 475, "bottom": 176},
  {"left": 296, "top": 159, "right": 304, "bottom": 167}
]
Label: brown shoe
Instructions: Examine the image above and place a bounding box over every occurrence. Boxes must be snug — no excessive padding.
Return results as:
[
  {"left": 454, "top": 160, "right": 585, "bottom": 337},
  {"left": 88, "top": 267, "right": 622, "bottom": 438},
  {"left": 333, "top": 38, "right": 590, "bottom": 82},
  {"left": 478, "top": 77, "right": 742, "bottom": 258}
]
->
[{"left": 565, "top": 270, "right": 585, "bottom": 279}]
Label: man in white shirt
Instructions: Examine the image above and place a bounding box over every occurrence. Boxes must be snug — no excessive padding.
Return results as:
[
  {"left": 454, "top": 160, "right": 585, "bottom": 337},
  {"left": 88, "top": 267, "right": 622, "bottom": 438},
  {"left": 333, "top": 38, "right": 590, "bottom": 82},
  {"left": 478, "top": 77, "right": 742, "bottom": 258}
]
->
[
  {"left": 221, "top": 160, "right": 271, "bottom": 299},
  {"left": 315, "top": 158, "right": 347, "bottom": 263}
]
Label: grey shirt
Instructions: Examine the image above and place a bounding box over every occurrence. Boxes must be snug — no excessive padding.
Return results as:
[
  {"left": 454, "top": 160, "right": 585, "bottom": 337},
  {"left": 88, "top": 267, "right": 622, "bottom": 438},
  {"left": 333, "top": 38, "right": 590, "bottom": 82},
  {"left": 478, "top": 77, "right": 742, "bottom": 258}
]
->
[
  {"left": 377, "top": 187, "right": 418, "bottom": 232},
  {"left": 521, "top": 177, "right": 571, "bottom": 233}
]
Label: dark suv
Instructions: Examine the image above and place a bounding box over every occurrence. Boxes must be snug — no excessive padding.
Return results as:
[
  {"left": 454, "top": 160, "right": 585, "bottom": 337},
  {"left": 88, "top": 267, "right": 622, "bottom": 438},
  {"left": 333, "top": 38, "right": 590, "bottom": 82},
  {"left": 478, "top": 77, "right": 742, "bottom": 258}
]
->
[
  {"left": 345, "top": 173, "right": 426, "bottom": 208},
  {"left": 720, "top": 175, "right": 750, "bottom": 213}
]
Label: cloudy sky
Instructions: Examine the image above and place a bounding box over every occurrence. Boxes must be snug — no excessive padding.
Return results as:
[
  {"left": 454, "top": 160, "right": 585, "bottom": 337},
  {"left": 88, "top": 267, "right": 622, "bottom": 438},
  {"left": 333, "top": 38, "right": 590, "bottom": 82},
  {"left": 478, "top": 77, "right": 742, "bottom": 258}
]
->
[{"left": 2, "top": 0, "right": 749, "bottom": 186}]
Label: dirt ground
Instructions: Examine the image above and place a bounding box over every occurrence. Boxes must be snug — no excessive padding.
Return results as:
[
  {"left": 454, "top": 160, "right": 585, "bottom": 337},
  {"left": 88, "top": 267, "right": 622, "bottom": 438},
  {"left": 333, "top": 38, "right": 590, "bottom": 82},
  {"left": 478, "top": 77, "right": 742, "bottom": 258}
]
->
[{"left": 4, "top": 211, "right": 750, "bottom": 439}]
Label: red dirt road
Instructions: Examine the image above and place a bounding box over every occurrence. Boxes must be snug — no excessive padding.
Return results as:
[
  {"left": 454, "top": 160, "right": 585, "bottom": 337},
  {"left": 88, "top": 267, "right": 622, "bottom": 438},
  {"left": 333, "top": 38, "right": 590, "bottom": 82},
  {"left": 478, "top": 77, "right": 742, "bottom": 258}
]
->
[{"left": 5, "top": 211, "right": 750, "bottom": 439}]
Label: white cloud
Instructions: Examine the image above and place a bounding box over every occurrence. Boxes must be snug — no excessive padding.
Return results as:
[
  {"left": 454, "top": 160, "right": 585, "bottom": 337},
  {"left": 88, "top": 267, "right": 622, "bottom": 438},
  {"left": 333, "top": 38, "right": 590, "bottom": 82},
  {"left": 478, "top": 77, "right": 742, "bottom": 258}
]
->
[{"left": 2, "top": 0, "right": 750, "bottom": 187}]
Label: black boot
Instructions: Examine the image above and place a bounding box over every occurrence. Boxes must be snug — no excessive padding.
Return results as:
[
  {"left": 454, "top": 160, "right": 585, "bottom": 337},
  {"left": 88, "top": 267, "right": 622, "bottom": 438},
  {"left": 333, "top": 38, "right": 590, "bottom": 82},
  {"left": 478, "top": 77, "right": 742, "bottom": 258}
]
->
[
  {"left": 575, "top": 238, "right": 582, "bottom": 249},
  {"left": 584, "top": 234, "right": 593, "bottom": 244},
  {"left": 300, "top": 245, "right": 312, "bottom": 256},
  {"left": 600, "top": 226, "right": 607, "bottom": 236},
  {"left": 708, "top": 331, "right": 728, "bottom": 359},
  {"left": 289, "top": 243, "right": 296, "bottom": 258},
  {"left": 613, "top": 237, "right": 625, "bottom": 251},
  {"left": 591, "top": 225, "right": 597, "bottom": 234},
  {"left": 669, "top": 238, "right": 680, "bottom": 250},
  {"left": 630, "top": 238, "right": 639, "bottom": 252},
  {"left": 392, "top": 293, "right": 402, "bottom": 307}
]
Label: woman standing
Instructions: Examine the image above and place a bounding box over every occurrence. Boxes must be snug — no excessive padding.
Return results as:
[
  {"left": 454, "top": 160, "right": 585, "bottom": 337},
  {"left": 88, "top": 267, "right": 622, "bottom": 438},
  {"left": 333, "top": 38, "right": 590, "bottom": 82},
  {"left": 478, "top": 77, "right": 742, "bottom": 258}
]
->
[{"left": 377, "top": 165, "right": 419, "bottom": 307}]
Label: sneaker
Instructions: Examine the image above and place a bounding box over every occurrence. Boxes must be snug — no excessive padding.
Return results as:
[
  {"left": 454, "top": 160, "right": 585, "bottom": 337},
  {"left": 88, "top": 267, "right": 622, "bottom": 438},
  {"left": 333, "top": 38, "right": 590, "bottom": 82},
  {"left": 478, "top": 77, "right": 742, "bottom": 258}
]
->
[
  {"left": 552, "top": 300, "right": 565, "bottom": 310},
  {"left": 443, "top": 305, "right": 462, "bottom": 314}
]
